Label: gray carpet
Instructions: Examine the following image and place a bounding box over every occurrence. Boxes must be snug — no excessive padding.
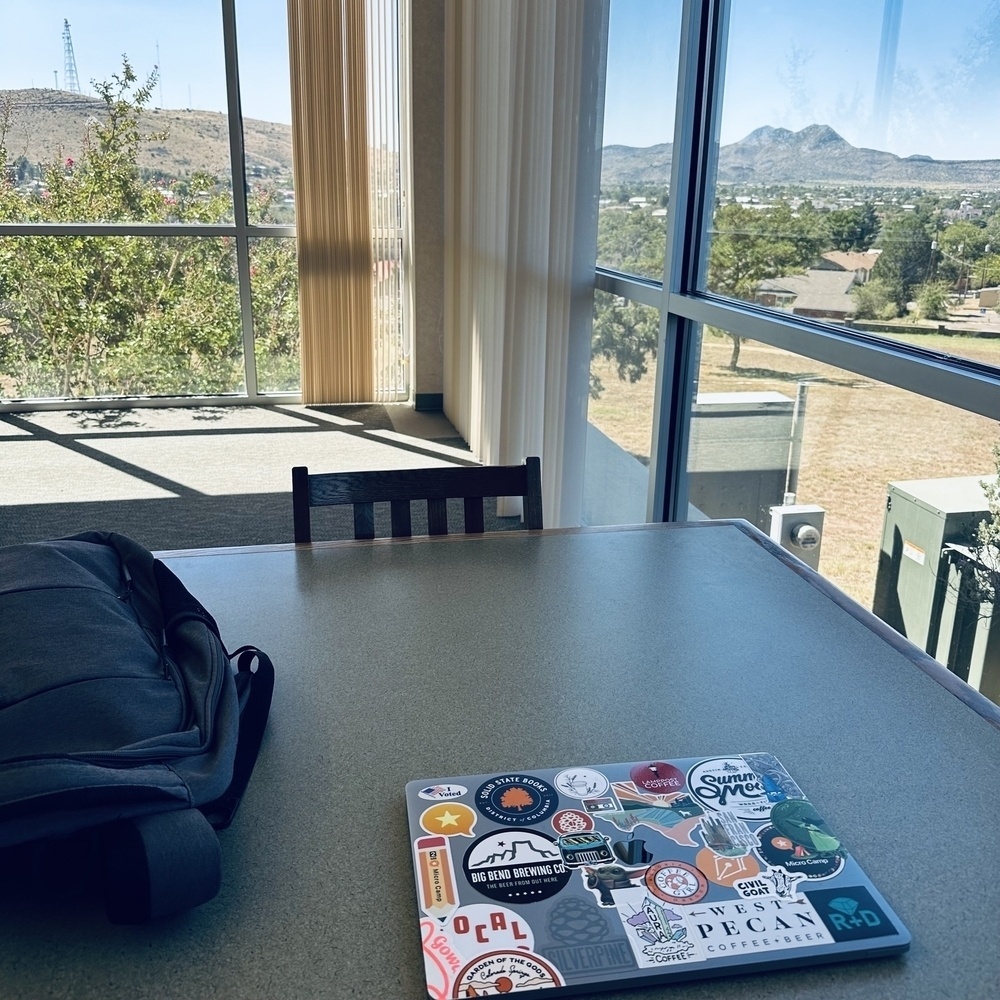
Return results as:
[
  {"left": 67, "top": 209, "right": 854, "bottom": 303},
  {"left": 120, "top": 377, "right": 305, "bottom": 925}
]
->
[{"left": 1, "top": 404, "right": 526, "bottom": 552}]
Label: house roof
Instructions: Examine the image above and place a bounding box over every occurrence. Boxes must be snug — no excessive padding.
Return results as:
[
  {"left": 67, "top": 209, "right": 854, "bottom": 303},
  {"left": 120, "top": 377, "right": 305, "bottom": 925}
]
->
[
  {"left": 820, "top": 250, "right": 881, "bottom": 272},
  {"left": 757, "top": 268, "right": 858, "bottom": 315}
]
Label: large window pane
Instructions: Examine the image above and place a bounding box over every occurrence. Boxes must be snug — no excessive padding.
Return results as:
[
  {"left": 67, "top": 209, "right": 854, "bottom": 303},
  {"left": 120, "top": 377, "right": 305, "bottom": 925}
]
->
[
  {"left": 596, "top": 0, "right": 681, "bottom": 281},
  {"left": 686, "top": 324, "right": 1000, "bottom": 704},
  {"left": 250, "top": 236, "right": 299, "bottom": 394},
  {"left": 236, "top": 0, "right": 295, "bottom": 225},
  {"left": 699, "top": 1, "right": 1000, "bottom": 372},
  {"left": 0, "top": 235, "right": 243, "bottom": 399},
  {"left": 0, "top": 1, "right": 233, "bottom": 224},
  {"left": 584, "top": 290, "right": 660, "bottom": 525}
]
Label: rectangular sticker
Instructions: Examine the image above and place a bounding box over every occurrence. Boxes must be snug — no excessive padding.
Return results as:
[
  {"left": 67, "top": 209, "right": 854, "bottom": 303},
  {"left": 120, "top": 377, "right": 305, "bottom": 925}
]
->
[
  {"left": 902, "top": 540, "right": 926, "bottom": 565},
  {"left": 683, "top": 897, "right": 830, "bottom": 958},
  {"left": 415, "top": 836, "right": 459, "bottom": 922}
]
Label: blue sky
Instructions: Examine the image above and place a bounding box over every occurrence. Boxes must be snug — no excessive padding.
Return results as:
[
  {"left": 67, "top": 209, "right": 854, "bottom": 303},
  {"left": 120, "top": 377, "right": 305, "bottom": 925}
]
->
[
  {"left": 2, "top": 1, "right": 998, "bottom": 161},
  {"left": 0, "top": 1, "right": 290, "bottom": 123},
  {"left": 605, "top": 0, "right": 1000, "bottom": 160}
]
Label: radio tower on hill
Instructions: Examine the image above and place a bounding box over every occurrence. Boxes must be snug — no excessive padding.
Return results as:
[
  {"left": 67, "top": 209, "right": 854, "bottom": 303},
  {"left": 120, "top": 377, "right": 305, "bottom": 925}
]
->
[{"left": 62, "top": 19, "right": 81, "bottom": 94}]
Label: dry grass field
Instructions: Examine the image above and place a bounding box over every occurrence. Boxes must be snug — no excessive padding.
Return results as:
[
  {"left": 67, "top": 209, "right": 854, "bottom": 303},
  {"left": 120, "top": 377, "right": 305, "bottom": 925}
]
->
[{"left": 588, "top": 333, "right": 1000, "bottom": 609}]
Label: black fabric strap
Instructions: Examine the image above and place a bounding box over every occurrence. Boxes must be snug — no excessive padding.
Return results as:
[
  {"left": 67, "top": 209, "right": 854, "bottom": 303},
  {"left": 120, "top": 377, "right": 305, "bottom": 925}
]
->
[{"left": 201, "top": 646, "right": 275, "bottom": 830}]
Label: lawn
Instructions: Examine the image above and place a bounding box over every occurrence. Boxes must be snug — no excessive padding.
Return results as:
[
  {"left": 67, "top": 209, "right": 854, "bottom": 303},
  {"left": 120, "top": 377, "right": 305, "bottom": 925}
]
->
[{"left": 588, "top": 332, "right": 1000, "bottom": 609}]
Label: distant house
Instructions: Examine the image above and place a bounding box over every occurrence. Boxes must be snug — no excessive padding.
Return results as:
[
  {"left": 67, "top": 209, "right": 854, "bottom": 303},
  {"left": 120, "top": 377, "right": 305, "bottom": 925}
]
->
[
  {"left": 755, "top": 268, "right": 858, "bottom": 321},
  {"left": 943, "top": 200, "right": 983, "bottom": 221},
  {"left": 815, "top": 249, "right": 881, "bottom": 285}
]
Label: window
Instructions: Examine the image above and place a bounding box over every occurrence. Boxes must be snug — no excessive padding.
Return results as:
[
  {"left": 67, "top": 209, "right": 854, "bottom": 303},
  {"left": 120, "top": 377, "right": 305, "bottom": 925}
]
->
[
  {"left": 0, "top": 0, "right": 296, "bottom": 404},
  {"left": 702, "top": 0, "right": 1000, "bottom": 373},
  {"left": 592, "top": 0, "right": 1000, "bottom": 705},
  {"left": 0, "top": 0, "right": 407, "bottom": 406}
]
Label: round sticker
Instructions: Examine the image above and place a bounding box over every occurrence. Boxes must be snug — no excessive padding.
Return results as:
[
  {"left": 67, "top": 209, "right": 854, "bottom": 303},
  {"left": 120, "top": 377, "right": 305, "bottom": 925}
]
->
[
  {"left": 644, "top": 861, "right": 709, "bottom": 905},
  {"left": 754, "top": 825, "right": 846, "bottom": 880},
  {"left": 686, "top": 757, "right": 771, "bottom": 821},
  {"left": 695, "top": 847, "right": 760, "bottom": 887},
  {"left": 770, "top": 799, "right": 842, "bottom": 855},
  {"left": 463, "top": 830, "right": 571, "bottom": 904},
  {"left": 451, "top": 950, "right": 563, "bottom": 996},
  {"left": 629, "top": 762, "right": 686, "bottom": 794},
  {"left": 475, "top": 774, "right": 558, "bottom": 826},
  {"left": 553, "top": 768, "right": 610, "bottom": 799},
  {"left": 551, "top": 809, "right": 594, "bottom": 835}
]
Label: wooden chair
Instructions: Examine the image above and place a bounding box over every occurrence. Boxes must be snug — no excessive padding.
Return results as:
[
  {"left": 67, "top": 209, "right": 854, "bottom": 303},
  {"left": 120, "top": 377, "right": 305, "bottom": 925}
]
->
[{"left": 291, "top": 458, "right": 543, "bottom": 542}]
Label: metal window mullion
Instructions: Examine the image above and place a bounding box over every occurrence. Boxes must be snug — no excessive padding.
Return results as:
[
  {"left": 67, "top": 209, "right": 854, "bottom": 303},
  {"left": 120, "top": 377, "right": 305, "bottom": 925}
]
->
[
  {"left": 671, "top": 293, "right": 1000, "bottom": 422},
  {"left": 0, "top": 223, "right": 241, "bottom": 237},
  {"left": 0, "top": 223, "right": 295, "bottom": 237},
  {"left": 221, "top": 0, "right": 259, "bottom": 399},
  {"left": 649, "top": 0, "right": 730, "bottom": 523}
]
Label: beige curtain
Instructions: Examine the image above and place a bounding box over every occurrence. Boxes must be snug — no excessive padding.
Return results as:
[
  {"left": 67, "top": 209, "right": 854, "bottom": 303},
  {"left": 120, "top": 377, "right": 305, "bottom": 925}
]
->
[
  {"left": 288, "top": 0, "right": 374, "bottom": 403},
  {"left": 443, "top": 0, "right": 608, "bottom": 525}
]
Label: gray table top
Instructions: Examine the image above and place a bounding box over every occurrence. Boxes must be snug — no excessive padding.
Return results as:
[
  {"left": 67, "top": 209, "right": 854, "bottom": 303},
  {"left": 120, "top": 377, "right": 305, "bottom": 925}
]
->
[{"left": 3, "top": 521, "right": 999, "bottom": 1000}]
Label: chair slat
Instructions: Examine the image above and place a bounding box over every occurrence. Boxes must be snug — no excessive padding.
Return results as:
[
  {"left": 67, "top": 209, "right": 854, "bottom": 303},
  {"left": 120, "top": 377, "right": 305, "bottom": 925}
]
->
[
  {"left": 354, "top": 502, "right": 376, "bottom": 540},
  {"left": 427, "top": 498, "right": 448, "bottom": 535},
  {"left": 390, "top": 500, "right": 413, "bottom": 537},
  {"left": 464, "top": 496, "right": 485, "bottom": 534}
]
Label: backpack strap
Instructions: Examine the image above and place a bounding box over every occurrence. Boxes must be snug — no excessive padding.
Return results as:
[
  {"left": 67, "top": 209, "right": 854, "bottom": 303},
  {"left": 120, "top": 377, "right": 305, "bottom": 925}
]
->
[
  {"left": 102, "top": 808, "right": 222, "bottom": 924},
  {"left": 200, "top": 646, "right": 275, "bottom": 830},
  {"left": 152, "top": 559, "right": 275, "bottom": 829}
]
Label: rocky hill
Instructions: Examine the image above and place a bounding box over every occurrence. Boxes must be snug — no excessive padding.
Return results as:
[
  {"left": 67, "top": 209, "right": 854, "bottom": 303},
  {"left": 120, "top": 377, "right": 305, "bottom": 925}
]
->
[
  {"left": 601, "top": 124, "right": 1000, "bottom": 188},
  {"left": 6, "top": 96, "right": 997, "bottom": 191},
  {"left": 0, "top": 88, "right": 292, "bottom": 177}
]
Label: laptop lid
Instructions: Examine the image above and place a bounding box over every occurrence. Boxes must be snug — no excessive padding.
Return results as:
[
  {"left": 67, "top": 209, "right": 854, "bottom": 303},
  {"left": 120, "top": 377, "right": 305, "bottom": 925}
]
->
[{"left": 405, "top": 752, "right": 909, "bottom": 997}]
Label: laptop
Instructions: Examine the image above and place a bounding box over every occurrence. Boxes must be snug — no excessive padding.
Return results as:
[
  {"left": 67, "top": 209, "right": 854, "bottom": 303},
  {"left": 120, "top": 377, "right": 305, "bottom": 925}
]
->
[{"left": 405, "top": 752, "right": 909, "bottom": 997}]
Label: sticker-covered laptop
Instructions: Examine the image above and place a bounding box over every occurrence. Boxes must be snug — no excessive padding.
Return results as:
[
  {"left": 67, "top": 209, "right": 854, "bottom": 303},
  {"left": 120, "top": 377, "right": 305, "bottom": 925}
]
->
[{"left": 405, "top": 753, "right": 910, "bottom": 997}]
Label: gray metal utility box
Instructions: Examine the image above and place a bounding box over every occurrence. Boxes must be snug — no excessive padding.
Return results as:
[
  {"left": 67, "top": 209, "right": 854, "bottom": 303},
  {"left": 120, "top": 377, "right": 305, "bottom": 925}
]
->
[
  {"left": 686, "top": 392, "right": 797, "bottom": 532},
  {"left": 872, "top": 477, "right": 1000, "bottom": 703}
]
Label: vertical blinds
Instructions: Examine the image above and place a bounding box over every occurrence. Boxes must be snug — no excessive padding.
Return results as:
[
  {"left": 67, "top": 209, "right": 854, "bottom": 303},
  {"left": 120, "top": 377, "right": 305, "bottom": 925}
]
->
[
  {"left": 443, "top": 0, "right": 607, "bottom": 524},
  {"left": 288, "top": 0, "right": 405, "bottom": 404},
  {"left": 368, "top": 0, "right": 408, "bottom": 402}
]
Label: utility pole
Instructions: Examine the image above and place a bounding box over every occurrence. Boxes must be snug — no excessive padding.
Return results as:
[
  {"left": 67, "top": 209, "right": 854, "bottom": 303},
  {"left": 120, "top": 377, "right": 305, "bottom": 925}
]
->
[{"left": 62, "top": 20, "right": 81, "bottom": 94}]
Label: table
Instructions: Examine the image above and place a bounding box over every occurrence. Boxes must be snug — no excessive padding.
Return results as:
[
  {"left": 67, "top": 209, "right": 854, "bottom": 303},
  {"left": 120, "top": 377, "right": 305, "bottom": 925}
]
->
[{"left": 3, "top": 521, "right": 999, "bottom": 999}]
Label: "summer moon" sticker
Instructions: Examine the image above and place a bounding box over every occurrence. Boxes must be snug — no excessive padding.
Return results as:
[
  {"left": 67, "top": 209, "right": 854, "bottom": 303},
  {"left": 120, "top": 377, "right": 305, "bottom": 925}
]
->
[{"left": 686, "top": 757, "right": 771, "bottom": 821}]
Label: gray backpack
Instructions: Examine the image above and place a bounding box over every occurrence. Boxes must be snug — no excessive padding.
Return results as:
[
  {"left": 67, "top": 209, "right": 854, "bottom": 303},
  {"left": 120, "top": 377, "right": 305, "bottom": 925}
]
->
[{"left": 0, "top": 531, "right": 274, "bottom": 923}]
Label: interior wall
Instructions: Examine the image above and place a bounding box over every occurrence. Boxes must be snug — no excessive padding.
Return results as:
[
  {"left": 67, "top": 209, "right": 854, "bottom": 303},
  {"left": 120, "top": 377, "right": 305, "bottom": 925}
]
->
[{"left": 409, "top": 0, "right": 446, "bottom": 409}]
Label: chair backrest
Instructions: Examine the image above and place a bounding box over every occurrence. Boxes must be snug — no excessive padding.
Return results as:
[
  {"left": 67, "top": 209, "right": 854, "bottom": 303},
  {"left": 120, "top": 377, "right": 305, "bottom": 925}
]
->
[{"left": 291, "top": 458, "right": 543, "bottom": 542}]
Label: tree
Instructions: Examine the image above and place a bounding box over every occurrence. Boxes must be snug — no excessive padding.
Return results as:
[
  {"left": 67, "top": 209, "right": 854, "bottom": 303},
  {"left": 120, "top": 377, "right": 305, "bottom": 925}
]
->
[
  {"left": 825, "top": 202, "right": 879, "bottom": 252},
  {"left": 871, "top": 213, "right": 934, "bottom": 313},
  {"left": 499, "top": 787, "right": 535, "bottom": 811},
  {"left": 0, "top": 60, "right": 299, "bottom": 399},
  {"left": 707, "top": 202, "right": 825, "bottom": 368},
  {"left": 915, "top": 281, "right": 952, "bottom": 321},
  {"left": 589, "top": 209, "right": 666, "bottom": 397},
  {"left": 851, "top": 278, "right": 899, "bottom": 321},
  {"left": 590, "top": 294, "right": 659, "bottom": 398},
  {"left": 596, "top": 208, "right": 666, "bottom": 280}
]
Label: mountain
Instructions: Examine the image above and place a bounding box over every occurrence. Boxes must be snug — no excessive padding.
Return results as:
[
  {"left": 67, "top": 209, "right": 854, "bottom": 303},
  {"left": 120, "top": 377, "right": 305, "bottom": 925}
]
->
[
  {"left": 0, "top": 88, "right": 292, "bottom": 178},
  {"left": 601, "top": 124, "right": 1000, "bottom": 188}
]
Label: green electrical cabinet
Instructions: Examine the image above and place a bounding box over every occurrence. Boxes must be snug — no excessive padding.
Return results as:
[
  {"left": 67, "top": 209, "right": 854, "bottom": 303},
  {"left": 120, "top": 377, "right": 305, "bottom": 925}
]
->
[{"left": 872, "top": 476, "right": 1000, "bottom": 702}]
